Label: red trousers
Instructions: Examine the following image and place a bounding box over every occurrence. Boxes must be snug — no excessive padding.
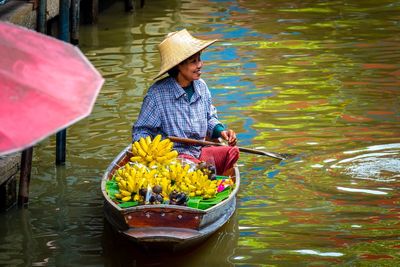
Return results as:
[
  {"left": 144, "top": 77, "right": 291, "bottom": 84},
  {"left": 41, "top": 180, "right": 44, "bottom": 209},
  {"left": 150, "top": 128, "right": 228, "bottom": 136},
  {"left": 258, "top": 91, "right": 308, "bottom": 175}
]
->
[{"left": 179, "top": 146, "right": 239, "bottom": 175}]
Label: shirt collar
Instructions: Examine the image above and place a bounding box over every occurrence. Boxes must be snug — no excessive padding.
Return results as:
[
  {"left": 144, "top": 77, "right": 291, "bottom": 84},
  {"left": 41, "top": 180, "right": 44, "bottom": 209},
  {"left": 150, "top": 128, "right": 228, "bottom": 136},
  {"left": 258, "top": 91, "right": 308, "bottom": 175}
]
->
[
  {"left": 171, "top": 78, "right": 201, "bottom": 101},
  {"left": 191, "top": 81, "right": 201, "bottom": 103},
  {"left": 170, "top": 77, "right": 186, "bottom": 99}
]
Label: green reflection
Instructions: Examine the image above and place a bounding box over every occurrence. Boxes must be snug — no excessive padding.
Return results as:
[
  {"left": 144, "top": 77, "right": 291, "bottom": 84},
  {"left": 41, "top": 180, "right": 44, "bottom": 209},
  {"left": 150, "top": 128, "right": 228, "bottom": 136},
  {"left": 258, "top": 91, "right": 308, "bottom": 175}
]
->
[{"left": 279, "top": 8, "right": 335, "bottom": 13}]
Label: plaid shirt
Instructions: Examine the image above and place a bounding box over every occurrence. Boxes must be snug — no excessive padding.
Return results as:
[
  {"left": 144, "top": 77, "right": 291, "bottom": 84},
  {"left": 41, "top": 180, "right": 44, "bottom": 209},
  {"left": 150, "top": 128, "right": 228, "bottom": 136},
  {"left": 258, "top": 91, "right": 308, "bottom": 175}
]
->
[{"left": 132, "top": 76, "right": 221, "bottom": 158}]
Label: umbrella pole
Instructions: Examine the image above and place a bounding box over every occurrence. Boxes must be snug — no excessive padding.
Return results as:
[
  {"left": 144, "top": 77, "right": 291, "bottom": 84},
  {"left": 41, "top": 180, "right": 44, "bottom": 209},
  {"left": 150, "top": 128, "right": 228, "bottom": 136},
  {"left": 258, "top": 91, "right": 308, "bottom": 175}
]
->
[{"left": 18, "top": 147, "right": 33, "bottom": 207}]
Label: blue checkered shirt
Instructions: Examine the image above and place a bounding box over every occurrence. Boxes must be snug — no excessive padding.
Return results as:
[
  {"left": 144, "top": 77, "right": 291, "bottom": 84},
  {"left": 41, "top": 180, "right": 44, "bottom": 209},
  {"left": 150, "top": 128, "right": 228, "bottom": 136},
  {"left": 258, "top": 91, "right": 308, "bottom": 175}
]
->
[{"left": 132, "top": 76, "right": 222, "bottom": 158}]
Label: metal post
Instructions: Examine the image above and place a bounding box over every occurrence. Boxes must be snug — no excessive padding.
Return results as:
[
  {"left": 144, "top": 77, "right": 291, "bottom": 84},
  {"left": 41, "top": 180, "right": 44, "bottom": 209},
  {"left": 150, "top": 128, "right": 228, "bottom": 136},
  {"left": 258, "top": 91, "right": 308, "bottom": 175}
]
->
[
  {"left": 125, "top": 0, "right": 134, "bottom": 12},
  {"left": 18, "top": 147, "right": 33, "bottom": 207},
  {"left": 56, "top": 0, "right": 70, "bottom": 165},
  {"left": 70, "top": 0, "right": 80, "bottom": 45},
  {"left": 56, "top": 130, "right": 67, "bottom": 165},
  {"left": 91, "top": 0, "right": 99, "bottom": 24},
  {"left": 59, "top": 0, "right": 70, "bottom": 42},
  {"left": 36, "top": 0, "right": 47, "bottom": 33}
]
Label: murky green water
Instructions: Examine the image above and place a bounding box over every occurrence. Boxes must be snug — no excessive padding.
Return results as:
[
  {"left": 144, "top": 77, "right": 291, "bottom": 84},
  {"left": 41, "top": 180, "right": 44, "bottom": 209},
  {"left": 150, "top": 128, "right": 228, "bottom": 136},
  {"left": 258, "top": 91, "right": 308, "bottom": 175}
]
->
[{"left": 1, "top": 0, "right": 400, "bottom": 266}]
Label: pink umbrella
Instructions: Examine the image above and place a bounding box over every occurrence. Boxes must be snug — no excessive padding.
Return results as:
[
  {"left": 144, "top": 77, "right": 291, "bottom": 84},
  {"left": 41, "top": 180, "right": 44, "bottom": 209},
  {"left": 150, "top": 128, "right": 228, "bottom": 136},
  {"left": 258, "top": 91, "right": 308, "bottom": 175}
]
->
[{"left": 0, "top": 22, "right": 104, "bottom": 156}]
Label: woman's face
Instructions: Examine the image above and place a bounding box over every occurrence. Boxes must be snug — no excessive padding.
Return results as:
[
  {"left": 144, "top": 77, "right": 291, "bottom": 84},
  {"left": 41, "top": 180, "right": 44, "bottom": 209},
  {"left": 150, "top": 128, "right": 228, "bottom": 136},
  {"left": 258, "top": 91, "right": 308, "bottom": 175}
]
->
[{"left": 177, "top": 52, "right": 203, "bottom": 85}]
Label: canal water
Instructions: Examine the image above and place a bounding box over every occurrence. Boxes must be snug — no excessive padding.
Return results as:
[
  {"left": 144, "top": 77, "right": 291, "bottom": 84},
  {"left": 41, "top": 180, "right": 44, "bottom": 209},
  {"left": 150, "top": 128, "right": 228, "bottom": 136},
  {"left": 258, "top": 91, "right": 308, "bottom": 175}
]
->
[{"left": 1, "top": 0, "right": 399, "bottom": 266}]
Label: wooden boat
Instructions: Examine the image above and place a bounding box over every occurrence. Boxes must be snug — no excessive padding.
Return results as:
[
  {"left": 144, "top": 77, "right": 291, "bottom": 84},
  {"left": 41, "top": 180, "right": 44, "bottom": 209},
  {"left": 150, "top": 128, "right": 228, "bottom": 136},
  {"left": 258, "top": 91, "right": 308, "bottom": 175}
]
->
[{"left": 101, "top": 144, "right": 240, "bottom": 250}]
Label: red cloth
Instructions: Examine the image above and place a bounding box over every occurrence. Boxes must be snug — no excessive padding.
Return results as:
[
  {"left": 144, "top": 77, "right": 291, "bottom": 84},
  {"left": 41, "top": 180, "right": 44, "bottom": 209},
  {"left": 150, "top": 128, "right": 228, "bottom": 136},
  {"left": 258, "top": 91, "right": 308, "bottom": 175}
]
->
[{"left": 179, "top": 146, "right": 239, "bottom": 175}]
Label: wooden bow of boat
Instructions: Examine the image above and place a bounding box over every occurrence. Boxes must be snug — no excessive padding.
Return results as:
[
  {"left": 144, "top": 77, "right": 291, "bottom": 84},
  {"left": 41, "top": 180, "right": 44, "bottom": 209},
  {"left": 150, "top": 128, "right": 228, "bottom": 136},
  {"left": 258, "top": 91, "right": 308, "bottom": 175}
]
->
[{"left": 101, "top": 144, "right": 240, "bottom": 250}]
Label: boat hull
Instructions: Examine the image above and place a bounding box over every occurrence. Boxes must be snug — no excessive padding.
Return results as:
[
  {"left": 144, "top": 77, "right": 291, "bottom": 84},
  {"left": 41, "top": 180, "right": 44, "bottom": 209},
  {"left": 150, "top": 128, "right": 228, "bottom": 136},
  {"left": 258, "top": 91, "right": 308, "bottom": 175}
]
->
[{"left": 101, "top": 145, "right": 240, "bottom": 250}]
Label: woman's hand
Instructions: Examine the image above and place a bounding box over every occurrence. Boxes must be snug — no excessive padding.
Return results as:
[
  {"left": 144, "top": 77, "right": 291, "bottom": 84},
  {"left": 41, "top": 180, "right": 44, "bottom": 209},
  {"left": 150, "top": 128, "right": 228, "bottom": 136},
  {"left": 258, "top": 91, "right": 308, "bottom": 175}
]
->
[{"left": 220, "top": 129, "right": 237, "bottom": 146}]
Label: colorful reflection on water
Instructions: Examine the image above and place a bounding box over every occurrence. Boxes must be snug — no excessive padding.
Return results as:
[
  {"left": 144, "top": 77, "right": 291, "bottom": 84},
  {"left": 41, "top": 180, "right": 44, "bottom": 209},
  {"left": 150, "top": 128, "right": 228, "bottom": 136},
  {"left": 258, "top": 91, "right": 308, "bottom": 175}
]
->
[{"left": 1, "top": 0, "right": 399, "bottom": 266}]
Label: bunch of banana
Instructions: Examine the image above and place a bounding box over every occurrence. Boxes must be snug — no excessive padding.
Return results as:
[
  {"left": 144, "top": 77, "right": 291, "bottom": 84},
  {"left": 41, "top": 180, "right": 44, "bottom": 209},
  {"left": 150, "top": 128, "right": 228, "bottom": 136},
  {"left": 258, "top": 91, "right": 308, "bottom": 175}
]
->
[
  {"left": 130, "top": 135, "right": 178, "bottom": 167},
  {"left": 114, "top": 163, "right": 155, "bottom": 202},
  {"left": 162, "top": 161, "right": 218, "bottom": 199},
  {"left": 180, "top": 169, "right": 218, "bottom": 199},
  {"left": 156, "top": 162, "right": 191, "bottom": 200},
  {"left": 166, "top": 161, "right": 192, "bottom": 184},
  {"left": 112, "top": 158, "right": 219, "bottom": 204}
]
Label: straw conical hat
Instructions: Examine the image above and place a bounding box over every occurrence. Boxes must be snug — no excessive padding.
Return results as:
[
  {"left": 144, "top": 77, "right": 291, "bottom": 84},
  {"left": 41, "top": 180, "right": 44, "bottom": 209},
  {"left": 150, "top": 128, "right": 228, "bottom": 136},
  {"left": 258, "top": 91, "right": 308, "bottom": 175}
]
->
[{"left": 154, "top": 29, "right": 217, "bottom": 80}]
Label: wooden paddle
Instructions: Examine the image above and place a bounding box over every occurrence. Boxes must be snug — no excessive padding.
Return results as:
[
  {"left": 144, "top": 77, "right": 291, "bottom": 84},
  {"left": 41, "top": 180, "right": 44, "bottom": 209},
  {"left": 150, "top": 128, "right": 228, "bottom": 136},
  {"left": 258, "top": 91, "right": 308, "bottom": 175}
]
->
[{"left": 168, "top": 136, "right": 290, "bottom": 160}]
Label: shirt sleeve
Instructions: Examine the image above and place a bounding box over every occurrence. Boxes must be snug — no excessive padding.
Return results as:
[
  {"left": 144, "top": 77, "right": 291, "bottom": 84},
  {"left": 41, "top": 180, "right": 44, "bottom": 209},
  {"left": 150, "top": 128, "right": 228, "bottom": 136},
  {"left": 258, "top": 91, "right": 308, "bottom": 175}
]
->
[
  {"left": 132, "top": 91, "right": 161, "bottom": 141},
  {"left": 212, "top": 123, "right": 225, "bottom": 138},
  {"left": 205, "top": 86, "right": 223, "bottom": 137}
]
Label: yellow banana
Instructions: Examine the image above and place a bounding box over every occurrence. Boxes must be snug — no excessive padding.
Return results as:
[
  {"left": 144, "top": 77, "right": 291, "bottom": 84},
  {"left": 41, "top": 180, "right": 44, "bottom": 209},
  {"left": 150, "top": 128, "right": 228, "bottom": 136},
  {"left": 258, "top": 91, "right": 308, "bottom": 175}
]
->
[
  {"left": 166, "top": 142, "right": 174, "bottom": 152},
  {"left": 146, "top": 169, "right": 157, "bottom": 180},
  {"left": 121, "top": 196, "right": 131, "bottom": 202},
  {"left": 149, "top": 160, "right": 157, "bottom": 167},
  {"left": 134, "top": 142, "right": 146, "bottom": 157},
  {"left": 125, "top": 163, "right": 131, "bottom": 171},
  {"left": 156, "top": 139, "right": 171, "bottom": 155},
  {"left": 130, "top": 168, "right": 137, "bottom": 180},
  {"left": 130, "top": 156, "right": 142, "bottom": 162},
  {"left": 120, "top": 189, "right": 131, "bottom": 197},
  {"left": 118, "top": 180, "right": 127, "bottom": 191},
  {"left": 158, "top": 139, "right": 170, "bottom": 149},
  {"left": 151, "top": 134, "right": 162, "bottom": 151},
  {"left": 206, "top": 188, "right": 216, "bottom": 195},
  {"left": 180, "top": 184, "right": 189, "bottom": 193},
  {"left": 131, "top": 144, "right": 138, "bottom": 155},
  {"left": 184, "top": 177, "right": 192, "bottom": 185},
  {"left": 188, "top": 184, "right": 196, "bottom": 190},
  {"left": 183, "top": 164, "right": 190, "bottom": 172},
  {"left": 139, "top": 137, "right": 149, "bottom": 154},
  {"left": 156, "top": 156, "right": 167, "bottom": 163},
  {"left": 145, "top": 135, "right": 152, "bottom": 145},
  {"left": 166, "top": 150, "right": 178, "bottom": 160},
  {"left": 127, "top": 179, "right": 135, "bottom": 192}
]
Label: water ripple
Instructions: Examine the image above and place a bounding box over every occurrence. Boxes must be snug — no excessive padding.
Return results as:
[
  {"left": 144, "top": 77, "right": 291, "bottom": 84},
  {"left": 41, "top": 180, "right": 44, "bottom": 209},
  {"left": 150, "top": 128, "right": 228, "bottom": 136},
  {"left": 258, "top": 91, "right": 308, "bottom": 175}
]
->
[
  {"left": 330, "top": 143, "right": 400, "bottom": 182},
  {"left": 337, "top": 186, "right": 388, "bottom": 195}
]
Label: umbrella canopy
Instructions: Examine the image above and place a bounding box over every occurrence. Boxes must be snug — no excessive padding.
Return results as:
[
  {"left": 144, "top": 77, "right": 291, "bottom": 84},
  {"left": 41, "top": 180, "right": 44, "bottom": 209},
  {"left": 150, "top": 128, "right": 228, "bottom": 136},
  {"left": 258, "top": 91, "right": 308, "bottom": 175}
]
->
[{"left": 0, "top": 22, "right": 104, "bottom": 156}]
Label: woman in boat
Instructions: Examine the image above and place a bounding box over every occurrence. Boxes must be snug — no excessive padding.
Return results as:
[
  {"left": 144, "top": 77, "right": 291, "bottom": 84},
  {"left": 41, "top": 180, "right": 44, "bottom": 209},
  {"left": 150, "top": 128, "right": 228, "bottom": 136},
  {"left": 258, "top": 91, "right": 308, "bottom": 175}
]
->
[{"left": 132, "top": 29, "right": 239, "bottom": 175}]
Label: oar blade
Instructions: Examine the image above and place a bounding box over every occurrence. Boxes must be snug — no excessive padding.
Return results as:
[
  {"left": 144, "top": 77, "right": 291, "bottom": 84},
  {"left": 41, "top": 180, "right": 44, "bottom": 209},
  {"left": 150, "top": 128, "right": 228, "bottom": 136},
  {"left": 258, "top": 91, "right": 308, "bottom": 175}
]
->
[{"left": 238, "top": 147, "right": 289, "bottom": 160}]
